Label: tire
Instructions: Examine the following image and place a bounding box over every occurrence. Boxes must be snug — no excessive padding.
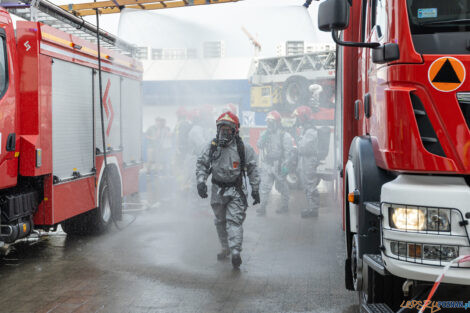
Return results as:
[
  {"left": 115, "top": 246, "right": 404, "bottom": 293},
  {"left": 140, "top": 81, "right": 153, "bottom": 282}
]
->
[
  {"left": 344, "top": 175, "right": 355, "bottom": 291},
  {"left": 345, "top": 258, "right": 354, "bottom": 291},
  {"left": 62, "top": 166, "right": 121, "bottom": 235},
  {"left": 91, "top": 177, "right": 113, "bottom": 233},
  {"left": 279, "top": 76, "right": 310, "bottom": 112},
  {"left": 351, "top": 234, "right": 363, "bottom": 291}
]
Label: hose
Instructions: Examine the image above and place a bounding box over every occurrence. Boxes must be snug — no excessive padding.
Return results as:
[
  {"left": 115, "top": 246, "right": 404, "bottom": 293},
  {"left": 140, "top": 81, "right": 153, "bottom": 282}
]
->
[
  {"left": 418, "top": 255, "right": 470, "bottom": 313},
  {"left": 95, "top": 7, "right": 137, "bottom": 231}
]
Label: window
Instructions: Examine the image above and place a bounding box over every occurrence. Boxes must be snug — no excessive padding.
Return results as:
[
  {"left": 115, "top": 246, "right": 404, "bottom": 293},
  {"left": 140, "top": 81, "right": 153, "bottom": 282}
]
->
[
  {"left": 372, "top": 0, "right": 387, "bottom": 39},
  {"left": 0, "top": 34, "right": 8, "bottom": 97},
  {"left": 407, "top": 0, "right": 470, "bottom": 34}
]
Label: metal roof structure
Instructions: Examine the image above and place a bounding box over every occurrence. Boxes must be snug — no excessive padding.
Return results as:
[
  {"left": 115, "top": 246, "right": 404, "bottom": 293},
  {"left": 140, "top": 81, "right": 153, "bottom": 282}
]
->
[{"left": 59, "top": 0, "right": 241, "bottom": 16}]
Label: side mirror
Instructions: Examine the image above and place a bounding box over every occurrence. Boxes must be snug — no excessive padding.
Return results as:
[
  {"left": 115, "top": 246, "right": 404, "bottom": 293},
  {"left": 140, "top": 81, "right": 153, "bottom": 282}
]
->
[
  {"left": 372, "top": 43, "right": 400, "bottom": 64},
  {"left": 318, "top": 0, "right": 380, "bottom": 49},
  {"left": 318, "top": 0, "right": 349, "bottom": 32}
]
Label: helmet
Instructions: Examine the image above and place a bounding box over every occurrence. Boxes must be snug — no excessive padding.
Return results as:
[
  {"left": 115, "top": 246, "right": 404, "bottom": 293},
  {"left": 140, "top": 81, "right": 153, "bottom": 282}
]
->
[
  {"left": 216, "top": 111, "right": 240, "bottom": 131},
  {"left": 266, "top": 110, "right": 281, "bottom": 132},
  {"left": 266, "top": 110, "right": 281, "bottom": 122},
  {"left": 216, "top": 111, "right": 240, "bottom": 147},
  {"left": 292, "top": 106, "right": 313, "bottom": 124}
]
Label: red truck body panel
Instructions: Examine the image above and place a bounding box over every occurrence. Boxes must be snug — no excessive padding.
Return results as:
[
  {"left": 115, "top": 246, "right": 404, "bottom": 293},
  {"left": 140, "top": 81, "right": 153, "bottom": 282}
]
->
[
  {"left": 0, "top": 9, "right": 143, "bottom": 226},
  {"left": 340, "top": 0, "right": 470, "bottom": 229}
]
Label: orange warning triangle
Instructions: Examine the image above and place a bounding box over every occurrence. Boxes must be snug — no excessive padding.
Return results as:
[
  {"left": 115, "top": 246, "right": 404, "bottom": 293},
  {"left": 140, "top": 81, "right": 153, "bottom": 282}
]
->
[
  {"left": 432, "top": 59, "right": 461, "bottom": 83},
  {"left": 428, "top": 57, "right": 466, "bottom": 92}
]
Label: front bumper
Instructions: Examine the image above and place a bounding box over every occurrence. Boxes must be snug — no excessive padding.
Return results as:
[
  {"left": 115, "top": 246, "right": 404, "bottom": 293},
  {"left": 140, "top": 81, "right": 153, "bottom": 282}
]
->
[
  {"left": 383, "top": 255, "right": 470, "bottom": 285},
  {"left": 381, "top": 174, "right": 470, "bottom": 286}
]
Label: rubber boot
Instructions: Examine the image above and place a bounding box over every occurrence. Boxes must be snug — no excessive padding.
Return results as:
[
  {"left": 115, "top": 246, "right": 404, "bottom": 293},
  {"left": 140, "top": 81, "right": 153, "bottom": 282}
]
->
[
  {"left": 217, "top": 248, "right": 230, "bottom": 261},
  {"left": 231, "top": 252, "right": 242, "bottom": 269}
]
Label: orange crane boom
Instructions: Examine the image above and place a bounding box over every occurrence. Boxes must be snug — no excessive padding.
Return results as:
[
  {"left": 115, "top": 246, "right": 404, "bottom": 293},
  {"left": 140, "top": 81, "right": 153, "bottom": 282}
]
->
[{"left": 60, "top": 0, "right": 241, "bottom": 16}]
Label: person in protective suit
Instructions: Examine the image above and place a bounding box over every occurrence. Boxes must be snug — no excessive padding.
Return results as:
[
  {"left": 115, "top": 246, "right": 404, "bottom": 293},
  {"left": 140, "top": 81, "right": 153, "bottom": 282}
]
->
[
  {"left": 292, "top": 105, "right": 320, "bottom": 218},
  {"left": 256, "top": 110, "right": 296, "bottom": 216},
  {"left": 196, "top": 111, "right": 260, "bottom": 268}
]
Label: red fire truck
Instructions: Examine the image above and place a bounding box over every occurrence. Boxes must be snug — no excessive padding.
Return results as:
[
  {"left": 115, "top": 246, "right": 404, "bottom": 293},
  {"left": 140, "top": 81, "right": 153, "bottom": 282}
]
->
[
  {"left": 0, "top": 1, "right": 142, "bottom": 244},
  {"left": 318, "top": 0, "right": 470, "bottom": 311}
]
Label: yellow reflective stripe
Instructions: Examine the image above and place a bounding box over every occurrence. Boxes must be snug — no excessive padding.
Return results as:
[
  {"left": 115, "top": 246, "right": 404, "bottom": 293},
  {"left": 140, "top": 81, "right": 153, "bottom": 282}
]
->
[{"left": 41, "top": 31, "right": 137, "bottom": 69}]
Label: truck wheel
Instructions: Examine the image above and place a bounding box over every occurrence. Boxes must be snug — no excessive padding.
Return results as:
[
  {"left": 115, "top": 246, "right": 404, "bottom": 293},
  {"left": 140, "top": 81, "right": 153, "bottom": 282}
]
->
[
  {"left": 279, "top": 76, "right": 310, "bottom": 112},
  {"left": 344, "top": 176, "right": 355, "bottom": 291},
  {"left": 90, "top": 167, "right": 121, "bottom": 233},
  {"left": 351, "top": 234, "right": 363, "bottom": 291},
  {"left": 61, "top": 167, "right": 121, "bottom": 235},
  {"left": 91, "top": 180, "right": 113, "bottom": 233}
]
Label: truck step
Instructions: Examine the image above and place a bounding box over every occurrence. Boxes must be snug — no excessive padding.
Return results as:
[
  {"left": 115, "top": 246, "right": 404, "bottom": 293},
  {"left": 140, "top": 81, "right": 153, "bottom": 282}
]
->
[
  {"left": 363, "top": 254, "right": 388, "bottom": 276},
  {"left": 361, "top": 303, "right": 394, "bottom": 313},
  {"left": 364, "top": 202, "right": 381, "bottom": 216}
]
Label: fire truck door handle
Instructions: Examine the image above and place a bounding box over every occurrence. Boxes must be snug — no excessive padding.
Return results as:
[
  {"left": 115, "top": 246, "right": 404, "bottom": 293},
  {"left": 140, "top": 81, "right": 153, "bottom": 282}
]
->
[
  {"left": 354, "top": 100, "right": 361, "bottom": 120},
  {"left": 6, "top": 133, "right": 16, "bottom": 151},
  {"left": 364, "top": 94, "right": 371, "bottom": 119}
]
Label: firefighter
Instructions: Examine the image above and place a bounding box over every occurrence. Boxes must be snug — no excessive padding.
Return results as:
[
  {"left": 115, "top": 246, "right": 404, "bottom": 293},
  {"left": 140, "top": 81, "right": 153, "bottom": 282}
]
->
[
  {"left": 293, "top": 106, "right": 320, "bottom": 218},
  {"left": 256, "top": 110, "right": 296, "bottom": 216},
  {"left": 196, "top": 111, "right": 260, "bottom": 268}
]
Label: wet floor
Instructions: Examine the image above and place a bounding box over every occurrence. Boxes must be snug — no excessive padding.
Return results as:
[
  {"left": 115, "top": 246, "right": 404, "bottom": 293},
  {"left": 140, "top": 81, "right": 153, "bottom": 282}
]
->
[{"left": 0, "top": 188, "right": 359, "bottom": 313}]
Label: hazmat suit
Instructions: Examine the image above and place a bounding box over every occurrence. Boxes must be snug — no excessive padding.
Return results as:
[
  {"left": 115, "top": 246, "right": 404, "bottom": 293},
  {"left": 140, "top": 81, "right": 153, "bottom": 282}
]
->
[
  {"left": 293, "top": 106, "right": 320, "bottom": 218},
  {"left": 256, "top": 111, "right": 296, "bottom": 215},
  {"left": 196, "top": 111, "right": 260, "bottom": 268}
]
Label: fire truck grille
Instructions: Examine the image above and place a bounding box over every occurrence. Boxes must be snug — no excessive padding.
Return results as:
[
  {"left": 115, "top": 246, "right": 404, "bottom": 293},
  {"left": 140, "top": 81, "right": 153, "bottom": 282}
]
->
[
  {"left": 456, "top": 92, "right": 470, "bottom": 131},
  {"left": 410, "top": 93, "right": 446, "bottom": 157}
]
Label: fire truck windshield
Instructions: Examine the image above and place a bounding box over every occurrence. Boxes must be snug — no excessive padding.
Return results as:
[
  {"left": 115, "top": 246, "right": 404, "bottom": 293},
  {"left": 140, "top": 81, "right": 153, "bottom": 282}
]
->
[
  {"left": 407, "top": 0, "right": 470, "bottom": 34},
  {"left": 406, "top": 0, "right": 470, "bottom": 54}
]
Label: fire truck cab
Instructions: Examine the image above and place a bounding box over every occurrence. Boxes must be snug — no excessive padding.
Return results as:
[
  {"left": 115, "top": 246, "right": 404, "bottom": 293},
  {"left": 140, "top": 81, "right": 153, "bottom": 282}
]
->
[{"left": 318, "top": 0, "right": 470, "bottom": 311}]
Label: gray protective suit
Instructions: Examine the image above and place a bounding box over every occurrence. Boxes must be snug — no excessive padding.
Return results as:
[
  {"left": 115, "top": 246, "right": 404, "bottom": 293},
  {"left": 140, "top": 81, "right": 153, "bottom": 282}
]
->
[
  {"left": 196, "top": 140, "right": 260, "bottom": 254},
  {"left": 257, "top": 129, "right": 296, "bottom": 212},
  {"left": 298, "top": 127, "right": 320, "bottom": 216}
]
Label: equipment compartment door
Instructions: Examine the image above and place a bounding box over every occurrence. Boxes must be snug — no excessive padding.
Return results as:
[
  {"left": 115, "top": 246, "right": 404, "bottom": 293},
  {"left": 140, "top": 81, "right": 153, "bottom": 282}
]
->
[
  {"left": 121, "top": 77, "right": 142, "bottom": 164},
  {"left": 52, "top": 59, "right": 94, "bottom": 181},
  {"left": 94, "top": 72, "right": 121, "bottom": 152}
]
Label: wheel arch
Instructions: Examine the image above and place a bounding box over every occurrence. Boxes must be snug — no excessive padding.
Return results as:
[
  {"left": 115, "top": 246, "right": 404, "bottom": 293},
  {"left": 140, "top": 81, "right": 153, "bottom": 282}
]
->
[
  {"left": 96, "top": 156, "right": 123, "bottom": 208},
  {"left": 347, "top": 136, "right": 394, "bottom": 257}
]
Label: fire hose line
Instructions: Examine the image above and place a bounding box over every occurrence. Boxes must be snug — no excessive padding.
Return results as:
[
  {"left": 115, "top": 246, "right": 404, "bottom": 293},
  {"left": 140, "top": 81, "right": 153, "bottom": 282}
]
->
[{"left": 418, "top": 255, "right": 470, "bottom": 313}]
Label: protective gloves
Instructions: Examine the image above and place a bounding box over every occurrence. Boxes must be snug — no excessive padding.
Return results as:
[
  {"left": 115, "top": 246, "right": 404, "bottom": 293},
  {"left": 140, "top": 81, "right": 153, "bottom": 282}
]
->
[
  {"left": 252, "top": 190, "right": 260, "bottom": 205},
  {"left": 197, "top": 182, "right": 208, "bottom": 198}
]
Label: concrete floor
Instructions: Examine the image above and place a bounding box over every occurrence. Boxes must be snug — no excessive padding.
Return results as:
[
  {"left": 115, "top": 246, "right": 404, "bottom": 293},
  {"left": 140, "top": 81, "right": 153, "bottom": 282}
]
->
[{"left": 0, "top": 188, "right": 360, "bottom": 313}]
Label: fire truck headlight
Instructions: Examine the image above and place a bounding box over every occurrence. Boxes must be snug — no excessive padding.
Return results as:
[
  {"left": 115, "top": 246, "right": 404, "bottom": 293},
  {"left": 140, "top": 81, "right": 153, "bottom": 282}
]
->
[
  {"left": 388, "top": 206, "right": 451, "bottom": 232},
  {"left": 390, "top": 207, "right": 426, "bottom": 231},
  {"left": 427, "top": 208, "right": 451, "bottom": 232}
]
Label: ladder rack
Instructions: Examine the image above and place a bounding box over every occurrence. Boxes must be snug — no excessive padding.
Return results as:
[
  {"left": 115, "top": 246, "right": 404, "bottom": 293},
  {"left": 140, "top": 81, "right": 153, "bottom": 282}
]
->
[
  {"left": 251, "top": 50, "right": 336, "bottom": 85},
  {"left": 1, "top": 0, "right": 137, "bottom": 56}
]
